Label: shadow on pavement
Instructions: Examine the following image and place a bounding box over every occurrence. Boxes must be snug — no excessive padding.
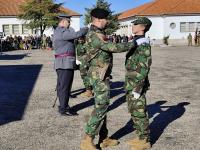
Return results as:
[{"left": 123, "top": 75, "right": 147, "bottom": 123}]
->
[
  {"left": 111, "top": 100, "right": 190, "bottom": 145},
  {"left": 71, "top": 97, "right": 94, "bottom": 112},
  {"left": 0, "top": 65, "right": 42, "bottom": 125},
  {"left": 71, "top": 81, "right": 125, "bottom": 112},
  {"left": 71, "top": 88, "right": 85, "bottom": 97},
  {"left": 150, "top": 101, "right": 190, "bottom": 144},
  {"left": 110, "top": 81, "right": 125, "bottom": 98},
  {"left": 111, "top": 118, "right": 134, "bottom": 140},
  {"left": 108, "top": 95, "right": 126, "bottom": 112},
  {"left": 0, "top": 53, "right": 30, "bottom": 60}
]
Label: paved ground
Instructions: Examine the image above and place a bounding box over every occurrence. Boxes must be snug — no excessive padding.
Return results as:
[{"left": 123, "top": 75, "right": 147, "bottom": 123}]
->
[{"left": 0, "top": 46, "right": 199, "bottom": 150}]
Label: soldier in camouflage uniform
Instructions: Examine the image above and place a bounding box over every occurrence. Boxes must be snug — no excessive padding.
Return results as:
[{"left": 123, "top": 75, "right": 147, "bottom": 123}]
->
[
  {"left": 76, "top": 36, "right": 93, "bottom": 97},
  {"left": 80, "top": 8, "right": 134, "bottom": 150},
  {"left": 197, "top": 32, "right": 200, "bottom": 46},
  {"left": 124, "top": 17, "right": 152, "bottom": 150},
  {"left": 187, "top": 33, "right": 192, "bottom": 46}
]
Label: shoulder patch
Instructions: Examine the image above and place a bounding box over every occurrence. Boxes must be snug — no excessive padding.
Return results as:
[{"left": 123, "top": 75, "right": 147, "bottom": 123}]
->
[{"left": 136, "top": 38, "right": 150, "bottom": 46}]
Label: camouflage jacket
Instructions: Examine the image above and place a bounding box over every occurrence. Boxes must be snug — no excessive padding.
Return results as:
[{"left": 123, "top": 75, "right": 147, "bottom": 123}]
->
[
  {"left": 84, "top": 25, "right": 133, "bottom": 81},
  {"left": 125, "top": 35, "right": 152, "bottom": 94},
  {"left": 76, "top": 42, "right": 86, "bottom": 61}
]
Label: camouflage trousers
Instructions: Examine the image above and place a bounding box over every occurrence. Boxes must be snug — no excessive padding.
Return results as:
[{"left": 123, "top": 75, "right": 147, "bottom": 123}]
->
[
  {"left": 188, "top": 40, "right": 192, "bottom": 46},
  {"left": 85, "top": 77, "right": 110, "bottom": 138},
  {"left": 79, "top": 64, "right": 92, "bottom": 90},
  {"left": 197, "top": 38, "right": 200, "bottom": 46},
  {"left": 126, "top": 90, "right": 150, "bottom": 141}
]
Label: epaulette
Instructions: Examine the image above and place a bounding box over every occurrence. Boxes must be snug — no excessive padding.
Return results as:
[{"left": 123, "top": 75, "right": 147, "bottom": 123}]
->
[{"left": 136, "top": 38, "right": 150, "bottom": 46}]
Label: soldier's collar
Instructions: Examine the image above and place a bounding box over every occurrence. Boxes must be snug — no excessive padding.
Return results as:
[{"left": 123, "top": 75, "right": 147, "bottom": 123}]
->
[
  {"left": 90, "top": 25, "right": 104, "bottom": 33},
  {"left": 133, "top": 35, "right": 145, "bottom": 40},
  {"left": 58, "top": 26, "right": 69, "bottom": 30}
]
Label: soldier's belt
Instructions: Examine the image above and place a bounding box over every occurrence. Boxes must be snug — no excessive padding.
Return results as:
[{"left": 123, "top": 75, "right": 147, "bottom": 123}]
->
[{"left": 55, "top": 52, "right": 74, "bottom": 58}]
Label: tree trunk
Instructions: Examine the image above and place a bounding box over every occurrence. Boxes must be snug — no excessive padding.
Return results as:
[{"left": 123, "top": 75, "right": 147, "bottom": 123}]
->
[
  {"left": 40, "top": 25, "right": 46, "bottom": 38},
  {"left": 40, "top": 26, "right": 43, "bottom": 38}
]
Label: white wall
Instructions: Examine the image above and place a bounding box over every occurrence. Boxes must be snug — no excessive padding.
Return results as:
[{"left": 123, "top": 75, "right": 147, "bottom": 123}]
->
[
  {"left": 0, "top": 16, "right": 81, "bottom": 37},
  {"left": 70, "top": 16, "right": 80, "bottom": 31},
  {"left": 116, "top": 18, "right": 133, "bottom": 36},
  {"left": 118, "top": 15, "right": 200, "bottom": 40},
  {"left": 0, "top": 17, "right": 24, "bottom": 31},
  {"left": 146, "top": 17, "right": 164, "bottom": 40},
  {"left": 117, "top": 16, "right": 164, "bottom": 39},
  {"left": 0, "top": 17, "right": 27, "bottom": 35},
  {"left": 163, "top": 15, "right": 200, "bottom": 39}
]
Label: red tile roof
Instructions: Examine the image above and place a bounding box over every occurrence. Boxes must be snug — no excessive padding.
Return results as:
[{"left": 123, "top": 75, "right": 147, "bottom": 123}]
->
[
  {"left": 0, "top": 0, "right": 81, "bottom": 17},
  {"left": 119, "top": 0, "right": 200, "bottom": 20}
]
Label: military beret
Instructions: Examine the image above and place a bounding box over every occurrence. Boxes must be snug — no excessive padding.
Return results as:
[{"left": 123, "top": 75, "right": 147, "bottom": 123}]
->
[
  {"left": 57, "top": 14, "right": 71, "bottom": 20},
  {"left": 91, "top": 8, "right": 109, "bottom": 19}
]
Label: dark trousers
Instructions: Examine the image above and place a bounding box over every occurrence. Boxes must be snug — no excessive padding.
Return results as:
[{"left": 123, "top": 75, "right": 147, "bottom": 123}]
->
[{"left": 56, "top": 69, "right": 74, "bottom": 112}]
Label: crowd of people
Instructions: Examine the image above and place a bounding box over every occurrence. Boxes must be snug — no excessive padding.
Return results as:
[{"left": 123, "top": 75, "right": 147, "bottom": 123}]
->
[
  {"left": 0, "top": 33, "right": 135, "bottom": 52},
  {"left": 0, "top": 33, "right": 135, "bottom": 53},
  {"left": 1, "top": 31, "right": 198, "bottom": 53},
  {"left": 0, "top": 34, "right": 53, "bottom": 51}
]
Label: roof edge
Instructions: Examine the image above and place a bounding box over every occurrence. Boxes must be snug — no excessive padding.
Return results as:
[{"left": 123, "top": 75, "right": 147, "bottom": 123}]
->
[
  {"left": 0, "top": 14, "right": 82, "bottom": 18},
  {"left": 60, "top": 6, "right": 82, "bottom": 16},
  {"left": 118, "top": 0, "right": 200, "bottom": 20},
  {"left": 119, "top": 13, "right": 200, "bottom": 21}
]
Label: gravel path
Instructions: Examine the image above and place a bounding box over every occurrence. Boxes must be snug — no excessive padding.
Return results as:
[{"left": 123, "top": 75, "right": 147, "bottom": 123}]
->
[{"left": 0, "top": 46, "right": 199, "bottom": 150}]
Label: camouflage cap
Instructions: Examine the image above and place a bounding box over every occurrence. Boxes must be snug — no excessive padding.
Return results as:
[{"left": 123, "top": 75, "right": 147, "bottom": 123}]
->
[{"left": 131, "top": 17, "right": 152, "bottom": 30}]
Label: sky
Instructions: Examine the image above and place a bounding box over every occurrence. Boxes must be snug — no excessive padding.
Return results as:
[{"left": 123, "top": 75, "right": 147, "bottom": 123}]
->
[{"left": 55, "top": 0, "right": 152, "bottom": 26}]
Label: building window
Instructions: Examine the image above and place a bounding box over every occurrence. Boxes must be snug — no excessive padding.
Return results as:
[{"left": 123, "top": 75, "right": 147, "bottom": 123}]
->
[
  {"left": 180, "top": 22, "right": 187, "bottom": 32},
  {"left": 22, "top": 25, "right": 29, "bottom": 34},
  {"left": 180, "top": 22, "right": 200, "bottom": 32},
  {"left": 170, "top": 23, "right": 176, "bottom": 29},
  {"left": 3, "top": 25, "right": 10, "bottom": 35},
  {"left": 12, "top": 25, "right": 19, "bottom": 35},
  {"left": 189, "top": 22, "right": 195, "bottom": 32}
]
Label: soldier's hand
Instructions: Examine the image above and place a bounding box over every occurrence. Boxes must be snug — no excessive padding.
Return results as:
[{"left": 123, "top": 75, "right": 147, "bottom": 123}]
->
[
  {"left": 132, "top": 91, "right": 140, "bottom": 99},
  {"left": 76, "top": 59, "right": 82, "bottom": 65},
  {"left": 83, "top": 27, "right": 89, "bottom": 31},
  {"left": 81, "top": 27, "right": 89, "bottom": 35},
  {"left": 96, "top": 33, "right": 106, "bottom": 42}
]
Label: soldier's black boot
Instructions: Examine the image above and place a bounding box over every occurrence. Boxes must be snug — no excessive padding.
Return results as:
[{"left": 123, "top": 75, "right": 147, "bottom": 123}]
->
[
  {"left": 58, "top": 106, "right": 78, "bottom": 116},
  {"left": 65, "top": 107, "right": 78, "bottom": 116},
  {"left": 69, "top": 94, "right": 76, "bottom": 98}
]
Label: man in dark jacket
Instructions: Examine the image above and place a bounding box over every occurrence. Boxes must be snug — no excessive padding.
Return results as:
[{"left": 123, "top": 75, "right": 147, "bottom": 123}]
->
[{"left": 53, "top": 14, "right": 88, "bottom": 116}]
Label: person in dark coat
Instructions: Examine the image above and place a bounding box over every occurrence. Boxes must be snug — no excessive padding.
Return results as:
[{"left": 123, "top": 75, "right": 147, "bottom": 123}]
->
[{"left": 53, "top": 14, "right": 88, "bottom": 116}]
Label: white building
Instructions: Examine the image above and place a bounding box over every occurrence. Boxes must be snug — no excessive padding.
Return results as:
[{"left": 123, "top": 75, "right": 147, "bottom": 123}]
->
[
  {"left": 0, "top": 0, "right": 81, "bottom": 37},
  {"left": 117, "top": 0, "right": 200, "bottom": 45}
]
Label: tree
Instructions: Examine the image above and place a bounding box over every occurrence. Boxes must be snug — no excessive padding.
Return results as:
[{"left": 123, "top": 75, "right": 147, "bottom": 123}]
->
[
  {"left": 18, "top": 0, "right": 63, "bottom": 36},
  {"left": 84, "top": 0, "right": 120, "bottom": 35}
]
